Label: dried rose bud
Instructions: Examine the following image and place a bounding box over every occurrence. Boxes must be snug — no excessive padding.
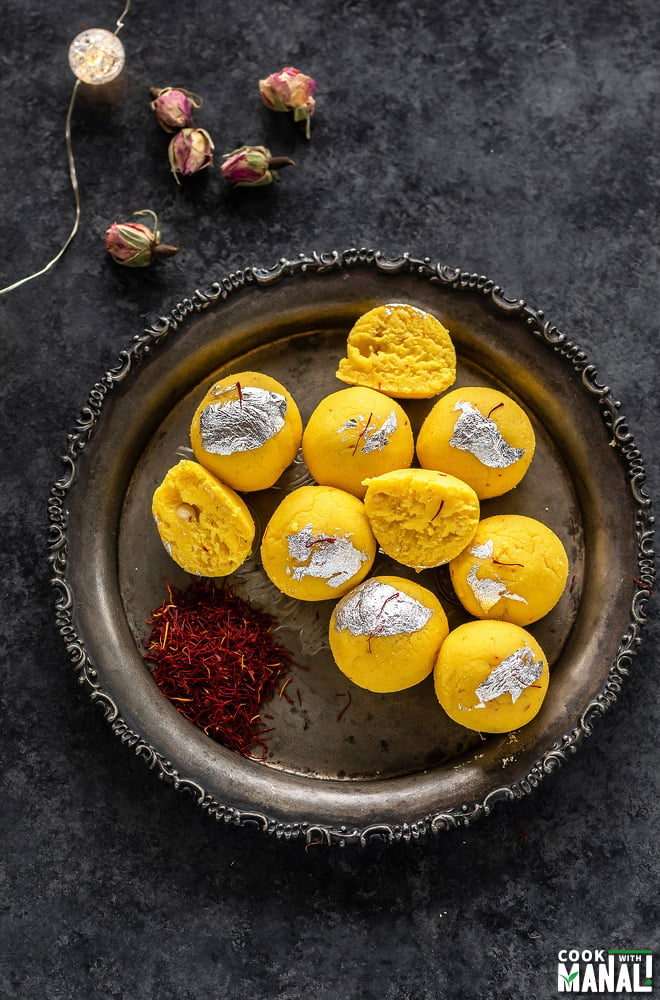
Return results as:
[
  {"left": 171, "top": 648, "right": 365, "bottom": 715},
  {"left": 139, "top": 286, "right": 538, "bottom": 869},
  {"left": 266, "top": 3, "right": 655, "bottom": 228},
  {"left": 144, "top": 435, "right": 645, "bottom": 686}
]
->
[
  {"left": 220, "top": 145, "right": 294, "bottom": 187},
  {"left": 168, "top": 127, "right": 214, "bottom": 182},
  {"left": 149, "top": 86, "right": 202, "bottom": 132},
  {"left": 259, "top": 66, "right": 317, "bottom": 138},
  {"left": 104, "top": 210, "right": 180, "bottom": 268}
]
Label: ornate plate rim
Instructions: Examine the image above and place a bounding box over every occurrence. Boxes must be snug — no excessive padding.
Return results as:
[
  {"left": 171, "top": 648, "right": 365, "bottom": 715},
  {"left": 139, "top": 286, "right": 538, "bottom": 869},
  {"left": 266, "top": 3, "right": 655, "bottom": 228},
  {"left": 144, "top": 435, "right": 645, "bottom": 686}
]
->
[{"left": 47, "top": 248, "right": 656, "bottom": 847}]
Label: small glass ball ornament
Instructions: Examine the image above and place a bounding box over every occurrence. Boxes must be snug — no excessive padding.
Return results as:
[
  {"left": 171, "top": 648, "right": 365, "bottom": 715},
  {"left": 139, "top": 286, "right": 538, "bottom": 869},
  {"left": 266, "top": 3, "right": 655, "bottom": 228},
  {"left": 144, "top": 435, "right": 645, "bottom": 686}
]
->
[{"left": 68, "top": 28, "right": 125, "bottom": 85}]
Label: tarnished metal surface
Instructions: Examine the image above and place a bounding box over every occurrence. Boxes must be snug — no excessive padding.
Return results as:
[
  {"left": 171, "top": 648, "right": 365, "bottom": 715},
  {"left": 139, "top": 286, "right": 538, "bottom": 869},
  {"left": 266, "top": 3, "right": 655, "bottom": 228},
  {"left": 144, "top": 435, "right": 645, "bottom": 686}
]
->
[{"left": 48, "top": 249, "right": 655, "bottom": 846}]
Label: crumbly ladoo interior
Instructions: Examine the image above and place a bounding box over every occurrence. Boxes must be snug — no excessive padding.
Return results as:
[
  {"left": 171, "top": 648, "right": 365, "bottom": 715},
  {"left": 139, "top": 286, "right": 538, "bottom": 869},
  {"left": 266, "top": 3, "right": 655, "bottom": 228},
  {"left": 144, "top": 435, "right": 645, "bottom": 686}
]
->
[
  {"left": 363, "top": 468, "right": 480, "bottom": 569},
  {"left": 336, "top": 303, "right": 456, "bottom": 399},
  {"left": 152, "top": 459, "right": 255, "bottom": 577}
]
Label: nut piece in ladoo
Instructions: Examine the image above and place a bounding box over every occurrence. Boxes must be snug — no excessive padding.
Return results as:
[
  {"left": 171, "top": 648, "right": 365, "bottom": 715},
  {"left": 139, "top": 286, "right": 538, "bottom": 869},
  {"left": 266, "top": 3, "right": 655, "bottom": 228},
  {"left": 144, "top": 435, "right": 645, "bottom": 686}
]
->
[
  {"left": 434, "top": 619, "right": 549, "bottom": 733},
  {"left": 363, "top": 467, "right": 480, "bottom": 570},
  {"left": 302, "top": 386, "right": 414, "bottom": 498},
  {"left": 416, "top": 386, "right": 535, "bottom": 499},
  {"left": 449, "top": 514, "right": 569, "bottom": 626},
  {"left": 152, "top": 460, "right": 255, "bottom": 577},
  {"left": 329, "top": 576, "right": 449, "bottom": 693},
  {"left": 260, "top": 484, "right": 376, "bottom": 601},
  {"left": 190, "top": 371, "right": 302, "bottom": 492},
  {"left": 336, "top": 302, "right": 456, "bottom": 399}
]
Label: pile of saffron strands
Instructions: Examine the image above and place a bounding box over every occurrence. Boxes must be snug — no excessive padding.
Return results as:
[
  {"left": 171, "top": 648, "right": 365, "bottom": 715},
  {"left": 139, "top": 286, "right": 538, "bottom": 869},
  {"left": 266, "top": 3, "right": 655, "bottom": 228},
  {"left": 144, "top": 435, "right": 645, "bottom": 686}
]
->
[{"left": 144, "top": 579, "right": 294, "bottom": 760}]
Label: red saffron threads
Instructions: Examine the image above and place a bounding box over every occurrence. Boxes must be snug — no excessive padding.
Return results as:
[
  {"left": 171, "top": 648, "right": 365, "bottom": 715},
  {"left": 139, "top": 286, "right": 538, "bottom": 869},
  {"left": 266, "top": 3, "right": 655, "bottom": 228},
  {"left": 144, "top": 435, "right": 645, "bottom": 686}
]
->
[
  {"left": 279, "top": 677, "right": 295, "bottom": 704},
  {"left": 235, "top": 380, "right": 243, "bottom": 408},
  {"left": 352, "top": 411, "right": 373, "bottom": 455},
  {"left": 430, "top": 499, "right": 445, "bottom": 521},
  {"left": 633, "top": 576, "right": 656, "bottom": 596},
  {"left": 144, "top": 579, "right": 294, "bottom": 760},
  {"left": 513, "top": 808, "right": 528, "bottom": 842},
  {"left": 511, "top": 673, "right": 541, "bottom": 691},
  {"left": 366, "top": 591, "right": 400, "bottom": 651},
  {"left": 492, "top": 558, "right": 524, "bottom": 568},
  {"left": 487, "top": 402, "right": 504, "bottom": 419},
  {"left": 376, "top": 591, "right": 400, "bottom": 617},
  {"left": 336, "top": 690, "right": 352, "bottom": 722}
]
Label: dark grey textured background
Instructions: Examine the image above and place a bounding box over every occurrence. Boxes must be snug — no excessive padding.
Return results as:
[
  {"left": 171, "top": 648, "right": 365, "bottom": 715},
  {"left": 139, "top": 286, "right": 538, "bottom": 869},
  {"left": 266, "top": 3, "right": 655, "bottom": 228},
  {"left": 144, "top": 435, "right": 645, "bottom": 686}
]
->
[{"left": 2, "top": 1, "right": 658, "bottom": 997}]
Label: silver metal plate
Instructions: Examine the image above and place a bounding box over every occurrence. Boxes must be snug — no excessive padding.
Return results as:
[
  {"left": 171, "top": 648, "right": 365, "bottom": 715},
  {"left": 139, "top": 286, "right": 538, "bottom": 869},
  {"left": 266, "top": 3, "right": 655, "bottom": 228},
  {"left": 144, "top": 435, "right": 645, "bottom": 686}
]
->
[{"left": 48, "top": 250, "right": 655, "bottom": 846}]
